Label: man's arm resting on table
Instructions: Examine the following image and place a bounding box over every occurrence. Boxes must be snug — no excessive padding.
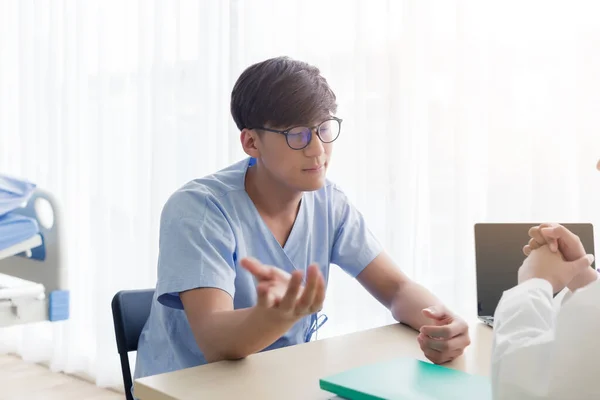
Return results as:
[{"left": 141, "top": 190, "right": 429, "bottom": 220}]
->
[
  {"left": 356, "top": 251, "right": 470, "bottom": 365},
  {"left": 180, "top": 288, "right": 295, "bottom": 363},
  {"left": 355, "top": 252, "right": 445, "bottom": 330},
  {"left": 491, "top": 279, "right": 557, "bottom": 399}
]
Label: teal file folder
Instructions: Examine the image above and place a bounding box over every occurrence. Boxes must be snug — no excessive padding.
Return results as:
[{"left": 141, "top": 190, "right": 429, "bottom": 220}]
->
[{"left": 319, "top": 357, "right": 492, "bottom": 400}]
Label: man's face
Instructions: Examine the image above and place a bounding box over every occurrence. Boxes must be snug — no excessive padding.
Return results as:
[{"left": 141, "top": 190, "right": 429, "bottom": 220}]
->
[
  {"left": 252, "top": 119, "right": 334, "bottom": 192},
  {"left": 597, "top": 159, "right": 600, "bottom": 171}
]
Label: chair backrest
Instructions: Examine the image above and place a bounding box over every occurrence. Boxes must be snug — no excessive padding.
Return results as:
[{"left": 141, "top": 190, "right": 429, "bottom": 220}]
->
[{"left": 111, "top": 289, "right": 155, "bottom": 400}]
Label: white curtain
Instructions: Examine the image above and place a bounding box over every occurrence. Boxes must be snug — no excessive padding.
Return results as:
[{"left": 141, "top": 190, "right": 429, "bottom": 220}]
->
[{"left": 1, "top": 0, "right": 600, "bottom": 390}]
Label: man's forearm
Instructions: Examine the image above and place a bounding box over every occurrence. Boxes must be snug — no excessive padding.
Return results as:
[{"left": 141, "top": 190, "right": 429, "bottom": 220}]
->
[
  {"left": 390, "top": 281, "right": 444, "bottom": 330},
  {"left": 191, "top": 307, "right": 297, "bottom": 363}
]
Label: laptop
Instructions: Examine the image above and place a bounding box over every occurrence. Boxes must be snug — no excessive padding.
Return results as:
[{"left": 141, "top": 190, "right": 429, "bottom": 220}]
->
[{"left": 474, "top": 223, "right": 595, "bottom": 327}]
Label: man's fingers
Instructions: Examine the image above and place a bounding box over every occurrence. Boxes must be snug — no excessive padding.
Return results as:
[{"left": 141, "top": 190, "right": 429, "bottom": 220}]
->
[
  {"left": 419, "top": 333, "right": 471, "bottom": 353},
  {"left": 523, "top": 238, "right": 542, "bottom": 256},
  {"left": 420, "top": 324, "right": 453, "bottom": 339},
  {"left": 271, "top": 267, "right": 292, "bottom": 282},
  {"left": 528, "top": 226, "right": 548, "bottom": 248},
  {"left": 541, "top": 224, "right": 568, "bottom": 239},
  {"left": 528, "top": 238, "right": 542, "bottom": 250},
  {"left": 538, "top": 223, "right": 554, "bottom": 231},
  {"left": 240, "top": 257, "right": 272, "bottom": 279},
  {"left": 420, "top": 319, "right": 468, "bottom": 339},
  {"left": 422, "top": 348, "right": 445, "bottom": 364},
  {"left": 423, "top": 348, "right": 462, "bottom": 364},
  {"left": 541, "top": 225, "right": 572, "bottom": 252},
  {"left": 256, "top": 283, "right": 268, "bottom": 308},
  {"left": 529, "top": 223, "right": 561, "bottom": 252},
  {"left": 295, "top": 264, "right": 319, "bottom": 315},
  {"left": 569, "top": 254, "right": 595, "bottom": 275},
  {"left": 256, "top": 282, "right": 275, "bottom": 308},
  {"left": 419, "top": 343, "right": 452, "bottom": 364},
  {"left": 421, "top": 305, "right": 449, "bottom": 321},
  {"left": 279, "top": 271, "right": 304, "bottom": 310},
  {"left": 418, "top": 336, "right": 464, "bottom": 364}
]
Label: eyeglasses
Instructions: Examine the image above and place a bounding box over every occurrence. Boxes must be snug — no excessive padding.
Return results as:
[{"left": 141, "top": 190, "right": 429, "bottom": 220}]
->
[{"left": 251, "top": 117, "right": 342, "bottom": 150}]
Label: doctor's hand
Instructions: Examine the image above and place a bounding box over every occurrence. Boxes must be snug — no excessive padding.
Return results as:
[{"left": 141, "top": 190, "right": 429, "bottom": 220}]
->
[
  {"left": 519, "top": 244, "right": 595, "bottom": 293},
  {"left": 524, "top": 223, "right": 597, "bottom": 291},
  {"left": 240, "top": 257, "right": 326, "bottom": 321},
  {"left": 418, "top": 306, "right": 471, "bottom": 365}
]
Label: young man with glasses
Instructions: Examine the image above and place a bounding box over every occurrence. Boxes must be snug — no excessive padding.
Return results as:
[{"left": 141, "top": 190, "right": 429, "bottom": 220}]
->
[{"left": 134, "top": 57, "right": 471, "bottom": 382}]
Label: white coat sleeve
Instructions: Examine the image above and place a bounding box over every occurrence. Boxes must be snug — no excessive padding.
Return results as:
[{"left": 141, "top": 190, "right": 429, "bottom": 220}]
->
[
  {"left": 491, "top": 279, "right": 557, "bottom": 399},
  {"left": 491, "top": 276, "right": 600, "bottom": 400}
]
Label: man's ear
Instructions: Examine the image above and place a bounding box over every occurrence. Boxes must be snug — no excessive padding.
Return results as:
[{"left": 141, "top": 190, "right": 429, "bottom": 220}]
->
[{"left": 240, "top": 128, "right": 261, "bottom": 158}]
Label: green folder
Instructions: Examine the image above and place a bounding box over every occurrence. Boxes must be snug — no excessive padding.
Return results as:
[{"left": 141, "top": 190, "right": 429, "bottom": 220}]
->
[{"left": 319, "top": 357, "right": 491, "bottom": 400}]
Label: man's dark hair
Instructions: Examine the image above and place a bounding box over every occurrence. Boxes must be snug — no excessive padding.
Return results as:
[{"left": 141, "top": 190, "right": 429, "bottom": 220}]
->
[{"left": 231, "top": 56, "right": 337, "bottom": 131}]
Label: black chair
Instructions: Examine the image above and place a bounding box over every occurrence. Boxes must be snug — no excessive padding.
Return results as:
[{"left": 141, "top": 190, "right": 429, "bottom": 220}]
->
[{"left": 111, "top": 289, "right": 155, "bottom": 400}]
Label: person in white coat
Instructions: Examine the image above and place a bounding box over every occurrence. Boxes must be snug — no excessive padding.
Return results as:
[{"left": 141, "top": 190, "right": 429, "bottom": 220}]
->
[{"left": 491, "top": 161, "right": 600, "bottom": 399}]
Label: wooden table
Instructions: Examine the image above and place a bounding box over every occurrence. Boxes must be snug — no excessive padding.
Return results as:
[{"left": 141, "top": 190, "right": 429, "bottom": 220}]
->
[{"left": 134, "top": 322, "right": 493, "bottom": 400}]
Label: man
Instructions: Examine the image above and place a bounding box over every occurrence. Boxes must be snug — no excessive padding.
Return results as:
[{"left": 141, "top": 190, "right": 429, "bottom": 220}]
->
[
  {"left": 134, "top": 57, "right": 470, "bottom": 383},
  {"left": 492, "top": 161, "right": 600, "bottom": 399}
]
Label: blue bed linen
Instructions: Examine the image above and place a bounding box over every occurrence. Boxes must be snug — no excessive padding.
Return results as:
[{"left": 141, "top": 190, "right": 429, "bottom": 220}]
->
[
  {"left": 0, "top": 175, "right": 36, "bottom": 217},
  {"left": 0, "top": 213, "right": 40, "bottom": 251}
]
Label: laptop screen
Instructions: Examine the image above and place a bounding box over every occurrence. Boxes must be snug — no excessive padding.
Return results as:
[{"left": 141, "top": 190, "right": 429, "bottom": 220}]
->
[{"left": 474, "top": 223, "right": 595, "bottom": 318}]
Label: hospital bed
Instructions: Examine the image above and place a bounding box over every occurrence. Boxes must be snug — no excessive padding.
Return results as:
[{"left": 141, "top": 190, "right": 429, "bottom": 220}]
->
[{"left": 0, "top": 189, "right": 69, "bottom": 327}]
